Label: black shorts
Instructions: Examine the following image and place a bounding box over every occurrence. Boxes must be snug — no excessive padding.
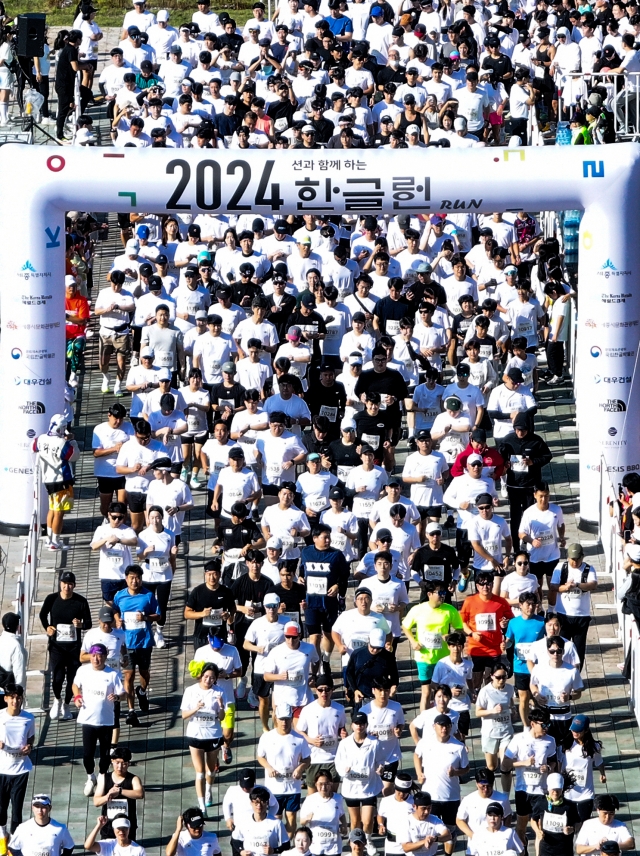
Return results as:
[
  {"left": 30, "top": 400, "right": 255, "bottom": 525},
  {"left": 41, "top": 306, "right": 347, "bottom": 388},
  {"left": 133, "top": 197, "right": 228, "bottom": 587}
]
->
[
  {"left": 380, "top": 760, "right": 399, "bottom": 783},
  {"left": 262, "top": 483, "right": 281, "bottom": 497},
  {"left": 417, "top": 505, "right": 442, "bottom": 520},
  {"left": 252, "top": 673, "right": 272, "bottom": 699},
  {"left": 343, "top": 793, "right": 379, "bottom": 808},
  {"left": 529, "top": 560, "right": 558, "bottom": 582},
  {"left": 305, "top": 601, "right": 340, "bottom": 636},
  {"left": 45, "top": 480, "right": 73, "bottom": 496},
  {"left": 457, "top": 710, "right": 470, "bottom": 737},
  {"left": 187, "top": 736, "right": 223, "bottom": 752},
  {"left": 430, "top": 800, "right": 459, "bottom": 826},
  {"left": 126, "top": 491, "right": 147, "bottom": 513},
  {"left": 515, "top": 790, "right": 545, "bottom": 818},
  {"left": 456, "top": 527, "right": 473, "bottom": 566},
  {"left": 182, "top": 432, "right": 208, "bottom": 446},
  {"left": 575, "top": 799, "right": 593, "bottom": 821},
  {"left": 126, "top": 647, "right": 152, "bottom": 671},
  {"left": 471, "top": 654, "right": 502, "bottom": 673},
  {"left": 97, "top": 476, "right": 126, "bottom": 494},
  {"left": 170, "top": 461, "right": 183, "bottom": 475},
  {"left": 514, "top": 672, "right": 531, "bottom": 692}
]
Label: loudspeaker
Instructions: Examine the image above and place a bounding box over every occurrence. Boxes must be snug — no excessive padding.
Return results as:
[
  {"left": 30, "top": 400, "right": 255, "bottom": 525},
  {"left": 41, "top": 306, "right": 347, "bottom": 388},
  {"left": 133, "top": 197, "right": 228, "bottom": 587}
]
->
[{"left": 16, "top": 14, "right": 46, "bottom": 58}]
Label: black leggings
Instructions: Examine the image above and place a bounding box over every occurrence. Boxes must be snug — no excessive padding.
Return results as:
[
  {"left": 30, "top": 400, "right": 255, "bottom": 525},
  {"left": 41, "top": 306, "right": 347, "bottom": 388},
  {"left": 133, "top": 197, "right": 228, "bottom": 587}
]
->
[
  {"left": 144, "top": 580, "right": 172, "bottom": 625},
  {"left": 0, "top": 772, "right": 29, "bottom": 832},
  {"left": 55, "top": 88, "right": 74, "bottom": 140},
  {"left": 49, "top": 647, "right": 80, "bottom": 704},
  {"left": 82, "top": 724, "right": 114, "bottom": 775}
]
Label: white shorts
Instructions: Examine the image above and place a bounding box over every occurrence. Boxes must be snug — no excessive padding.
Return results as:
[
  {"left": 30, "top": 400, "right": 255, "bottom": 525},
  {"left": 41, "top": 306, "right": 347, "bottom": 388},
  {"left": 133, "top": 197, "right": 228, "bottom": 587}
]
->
[
  {"left": 481, "top": 733, "right": 513, "bottom": 755},
  {"left": 0, "top": 69, "right": 14, "bottom": 91}
]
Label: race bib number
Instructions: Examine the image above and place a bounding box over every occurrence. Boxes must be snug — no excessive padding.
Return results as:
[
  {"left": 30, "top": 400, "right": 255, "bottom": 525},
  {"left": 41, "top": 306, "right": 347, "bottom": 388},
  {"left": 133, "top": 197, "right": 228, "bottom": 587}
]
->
[
  {"left": 419, "top": 631, "right": 443, "bottom": 650},
  {"left": 517, "top": 321, "right": 533, "bottom": 336},
  {"left": 348, "top": 769, "right": 369, "bottom": 780},
  {"left": 287, "top": 670, "right": 305, "bottom": 686},
  {"left": 214, "top": 460, "right": 226, "bottom": 474},
  {"left": 523, "top": 768, "right": 542, "bottom": 786},
  {"left": 281, "top": 536, "right": 295, "bottom": 552},
  {"left": 319, "top": 405, "right": 338, "bottom": 422},
  {"left": 157, "top": 351, "right": 173, "bottom": 367},
  {"left": 537, "top": 529, "right": 554, "bottom": 545},
  {"left": 307, "top": 576, "right": 328, "bottom": 596},
  {"left": 475, "top": 613, "right": 496, "bottom": 632},
  {"left": 149, "top": 556, "right": 167, "bottom": 572},
  {"left": 106, "top": 548, "right": 124, "bottom": 568},
  {"left": 106, "top": 799, "right": 129, "bottom": 820},
  {"left": 56, "top": 623, "right": 77, "bottom": 642},
  {"left": 569, "top": 767, "right": 587, "bottom": 787},
  {"left": 375, "top": 597, "right": 392, "bottom": 613},
  {"left": 361, "top": 433, "right": 380, "bottom": 450},
  {"left": 203, "top": 608, "right": 224, "bottom": 627},
  {"left": 479, "top": 344, "right": 493, "bottom": 360},
  {"left": 494, "top": 711, "right": 511, "bottom": 724},
  {"left": 352, "top": 497, "right": 375, "bottom": 518},
  {"left": 423, "top": 564, "right": 444, "bottom": 580},
  {"left": 187, "top": 413, "right": 201, "bottom": 432},
  {"left": 351, "top": 636, "right": 368, "bottom": 650},
  {"left": 308, "top": 495, "right": 328, "bottom": 513},
  {"left": 325, "top": 327, "right": 340, "bottom": 340},
  {"left": 337, "top": 465, "right": 353, "bottom": 480},
  {"left": 515, "top": 643, "right": 532, "bottom": 661},
  {"left": 542, "top": 812, "right": 566, "bottom": 833},
  {"left": 331, "top": 532, "right": 347, "bottom": 551},
  {"left": 511, "top": 455, "right": 528, "bottom": 473},
  {"left": 386, "top": 319, "right": 401, "bottom": 335},
  {"left": 267, "top": 462, "right": 282, "bottom": 479},
  {"left": 124, "top": 611, "right": 146, "bottom": 630},
  {"left": 314, "top": 827, "right": 337, "bottom": 845},
  {"left": 321, "top": 736, "right": 337, "bottom": 749}
]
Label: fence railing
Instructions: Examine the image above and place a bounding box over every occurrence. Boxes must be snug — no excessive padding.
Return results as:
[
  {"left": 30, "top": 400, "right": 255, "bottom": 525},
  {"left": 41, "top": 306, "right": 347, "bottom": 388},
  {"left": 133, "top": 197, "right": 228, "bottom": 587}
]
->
[
  {"left": 599, "top": 454, "right": 640, "bottom": 717},
  {"left": 558, "top": 71, "right": 640, "bottom": 141},
  {"left": 16, "top": 467, "right": 40, "bottom": 642}
]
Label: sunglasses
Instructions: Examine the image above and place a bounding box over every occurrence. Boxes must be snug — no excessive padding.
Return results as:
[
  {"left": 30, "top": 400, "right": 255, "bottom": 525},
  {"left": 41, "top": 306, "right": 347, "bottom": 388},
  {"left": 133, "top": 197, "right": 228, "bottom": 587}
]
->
[
  {"left": 548, "top": 648, "right": 563, "bottom": 654},
  {"left": 493, "top": 674, "right": 507, "bottom": 680},
  {"left": 516, "top": 560, "right": 529, "bottom": 566},
  {"left": 110, "top": 514, "right": 124, "bottom": 520},
  {"left": 470, "top": 462, "right": 483, "bottom": 467},
  {"left": 477, "top": 505, "right": 492, "bottom": 510},
  {"left": 477, "top": 581, "right": 492, "bottom": 587},
  {"left": 316, "top": 687, "right": 332, "bottom": 692}
]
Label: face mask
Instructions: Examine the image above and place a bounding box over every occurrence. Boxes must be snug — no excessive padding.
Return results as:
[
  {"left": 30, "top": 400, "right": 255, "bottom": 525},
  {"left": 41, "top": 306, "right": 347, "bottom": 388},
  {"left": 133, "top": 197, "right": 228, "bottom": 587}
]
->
[{"left": 390, "top": 59, "right": 399, "bottom": 67}]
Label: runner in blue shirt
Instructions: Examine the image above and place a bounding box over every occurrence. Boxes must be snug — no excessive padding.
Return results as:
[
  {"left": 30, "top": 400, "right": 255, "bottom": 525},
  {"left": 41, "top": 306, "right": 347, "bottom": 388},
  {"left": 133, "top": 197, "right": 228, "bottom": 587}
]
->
[
  {"left": 113, "top": 565, "right": 160, "bottom": 727},
  {"left": 505, "top": 592, "right": 545, "bottom": 728}
]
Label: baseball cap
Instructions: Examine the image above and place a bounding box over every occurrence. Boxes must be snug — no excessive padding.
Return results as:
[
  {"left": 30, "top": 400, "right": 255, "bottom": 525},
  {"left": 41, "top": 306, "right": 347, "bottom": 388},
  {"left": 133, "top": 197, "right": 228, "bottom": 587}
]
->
[
  {"left": 341, "top": 417, "right": 357, "bottom": 431},
  {"left": 406, "top": 123, "right": 420, "bottom": 135},
  {"left": 275, "top": 703, "right": 293, "bottom": 719},
  {"left": 157, "top": 8, "right": 169, "bottom": 20},
  {"left": 125, "top": 238, "right": 139, "bottom": 251},
  {"left": 434, "top": 714, "right": 452, "bottom": 726},
  {"left": 444, "top": 395, "right": 462, "bottom": 410},
  {"left": 98, "top": 606, "right": 115, "bottom": 622},
  {"left": 287, "top": 325, "right": 302, "bottom": 341},
  {"left": 263, "top": 593, "right": 281, "bottom": 607},
  {"left": 371, "top": 3, "right": 383, "bottom": 13},
  {"left": 467, "top": 453, "right": 484, "bottom": 465},
  {"left": 505, "top": 265, "right": 518, "bottom": 275},
  {"left": 570, "top": 713, "right": 589, "bottom": 732},
  {"left": 506, "top": 367, "right": 524, "bottom": 383},
  {"left": 349, "top": 830, "right": 367, "bottom": 844},
  {"left": 267, "top": 536, "right": 283, "bottom": 550},
  {"left": 32, "top": 794, "right": 51, "bottom": 807},
  {"left": 169, "top": 44, "right": 182, "bottom": 53},
  {"left": 329, "top": 487, "right": 345, "bottom": 500},
  {"left": 601, "top": 844, "right": 621, "bottom": 855},
  {"left": 239, "top": 769, "right": 256, "bottom": 788},
  {"left": 486, "top": 801, "right": 505, "bottom": 815},
  {"left": 157, "top": 368, "right": 172, "bottom": 381},
  {"left": 222, "top": 361, "right": 236, "bottom": 374},
  {"left": 546, "top": 773, "right": 565, "bottom": 791},
  {"left": 567, "top": 543, "right": 584, "bottom": 559},
  {"left": 183, "top": 808, "right": 205, "bottom": 828},
  {"left": 426, "top": 522, "right": 442, "bottom": 535},
  {"left": 60, "top": 571, "right": 76, "bottom": 584},
  {"left": 417, "top": 262, "right": 432, "bottom": 273},
  {"left": 352, "top": 711, "right": 368, "bottom": 725},
  {"left": 284, "top": 622, "right": 300, "bottom": 637},
  {"left": 369, "top": 628, "right": 386, "bottom": 648},
  {"left": 307, "top": 452, "right": 321, "bottom": 462},
  {"left": 454, "top": 117, "right": 467, "bottom": 131}
]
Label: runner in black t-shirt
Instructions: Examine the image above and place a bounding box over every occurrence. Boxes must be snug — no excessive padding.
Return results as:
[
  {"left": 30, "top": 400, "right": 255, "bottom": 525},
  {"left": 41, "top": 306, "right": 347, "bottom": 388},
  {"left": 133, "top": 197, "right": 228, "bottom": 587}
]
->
[
  {"left": 230, "top": 552, "right": 274, "bottom": 685},
  {"left": 354, "top": 393, "right": 393, "bottom": 467},
  {"left": 55, "top": 31, "right": 82, "bottom": 141},
  {"left": 411, "top": 524, "right": 460, "bottom": 604},
  {"left": 184, "top": 559, "right": 236, "bottom": 649},
  {"left": 354, "top": 348, "right": 409, "bottom": 431},
  {"left": 273, "top": 566, "right": 307, "bottom": 629}
]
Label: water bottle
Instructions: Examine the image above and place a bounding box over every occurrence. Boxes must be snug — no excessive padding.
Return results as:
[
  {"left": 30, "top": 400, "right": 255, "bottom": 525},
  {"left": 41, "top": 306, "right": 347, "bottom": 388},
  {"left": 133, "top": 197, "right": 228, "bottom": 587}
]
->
[{"left": 556, "top": 122, "right": 572, "bottom": 146}]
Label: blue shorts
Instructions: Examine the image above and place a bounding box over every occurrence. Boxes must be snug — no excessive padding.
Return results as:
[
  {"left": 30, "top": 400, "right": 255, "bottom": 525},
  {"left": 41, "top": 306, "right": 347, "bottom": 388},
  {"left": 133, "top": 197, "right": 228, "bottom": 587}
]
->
[
  {"left": 101, "top": 579, "right": 126, "bottom": 603},
  {"left": 416, "top": 661, "right": 436, "bottom": 683},
  {"left": 305, "top": 600, "right": 339, "bottom": 636},
  {"left": 276, "top": 793, "right": 301, "bottom": 815}
]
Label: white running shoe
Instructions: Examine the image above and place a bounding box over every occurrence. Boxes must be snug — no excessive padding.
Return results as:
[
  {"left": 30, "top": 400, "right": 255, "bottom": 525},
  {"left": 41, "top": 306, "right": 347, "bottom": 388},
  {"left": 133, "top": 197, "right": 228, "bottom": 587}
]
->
[
  {"left": 154, "top": 628, "right": 166, "bottom": 649},
  {"left": 101, "top": 378, "right": 110, "bottom": 394},
  {"left": 205, "top": 785, "right": 213, "bottom": 807},
  {"left": 49, "top": 698, "right": 60, "bottom": 719},
  {"left": 366, "top": 843, "right": 378, "bottom": 856},
  {"left": 235, "top": 677, "right": 247, "bottom": 699},
  {"left": 84, "top": 774, "right": 97, "bottom": 797}
]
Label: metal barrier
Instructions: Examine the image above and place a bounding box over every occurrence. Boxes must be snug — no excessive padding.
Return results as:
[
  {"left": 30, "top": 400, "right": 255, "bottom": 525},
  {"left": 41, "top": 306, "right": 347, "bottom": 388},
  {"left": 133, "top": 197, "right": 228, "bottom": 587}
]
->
[
  {"left": 17, "top": 470, "right": 40, "bottom": 642},
  {"left": 558, "top": 71, "right": 640, "bottom": 141},
  {"left": 598, "top": 454, "right": 640, "bottom": 716}
]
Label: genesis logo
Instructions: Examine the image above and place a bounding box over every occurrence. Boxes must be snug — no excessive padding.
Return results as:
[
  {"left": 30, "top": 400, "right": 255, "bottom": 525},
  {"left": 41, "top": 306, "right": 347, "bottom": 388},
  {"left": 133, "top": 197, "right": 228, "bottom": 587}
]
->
[
  {"left": 609, "top": 427, "right": 618, "bottom": 437},
  {"left": 590, "top": 346, "right": 602, "bottom": 358},
  {"left": 11, "top": 348, "right": 21, "bottom": 360},
  {"left": 594, "top": 375, "right": 601, "bottom": 383}
]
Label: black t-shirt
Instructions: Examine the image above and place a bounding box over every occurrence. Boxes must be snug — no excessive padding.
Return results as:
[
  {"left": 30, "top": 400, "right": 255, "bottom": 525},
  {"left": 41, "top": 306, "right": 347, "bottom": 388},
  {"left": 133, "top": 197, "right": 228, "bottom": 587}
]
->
[
  {"left": 56, "top": 44, "right": 79, "bottom": 92},
  {"left": 215, "top": 520, "right": 262, "bottom": 550},
  {"left": 371, "top": 132, "right": 392, "bottom": 147},
  {"left": 328, "top": 439, "right": 362, "bottom": 473},
  {"left": 411, "top": 544, "right": 460, "bottom": 597},
  {"left": 231, "top": 573, "right": 274, "bottom": 625},
  {"left": 231, "top": 280, "right": 263, "bottom": 309},
  {"left": 267, "top": 293, "right": 298, "bottom": 342},
  {"left": 354, "top": 368, "right": 409, "bottom": 426},
  {"left": 481, "top": 53, "right": 513, "bottom": 84},
  {"left": 210, "top": 381, "right": 246, "bottom": 421},
  {"left": 273, "top": 582, "right": 306, "bottom": 618},
  {"left": 373, "top": 295, "right": 411, "bottom": 333},
  {"left": 451, "top": 312, "right": 477, "bottom": 350},
  {"left": 186, "top": 582, "right": 236, "bottom": 642},
  {"left": 39, "top": 592, "right": 92, "bottom": 652},
  {"left": 305, "top": 382, "right": 347, "bottom": 440},
  {"left": 354, "top": 410, "right": 392, "bottom": 456},
  {"left": 267, "top": 98, "right": 297, "bottom": 127},
  {"left": 531, "top": 798, "right": 580, "bottom": 856},
  {"left": 215, "top": 112, "right": 241, "bottom": 138}
]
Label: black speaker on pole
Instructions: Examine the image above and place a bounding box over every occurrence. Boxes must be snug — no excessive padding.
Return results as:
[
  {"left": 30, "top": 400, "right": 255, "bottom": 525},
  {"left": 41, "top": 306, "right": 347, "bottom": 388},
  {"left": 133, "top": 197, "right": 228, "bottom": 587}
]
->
[{"left": 16, "top": 14, "right": 46, "bottom": 58}]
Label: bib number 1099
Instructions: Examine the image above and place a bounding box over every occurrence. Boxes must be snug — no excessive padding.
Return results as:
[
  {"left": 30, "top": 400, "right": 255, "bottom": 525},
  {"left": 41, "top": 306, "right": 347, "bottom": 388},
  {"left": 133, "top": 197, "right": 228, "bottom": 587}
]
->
[{"left": 166, "top": 158, "right": 284, "bottom": 212}]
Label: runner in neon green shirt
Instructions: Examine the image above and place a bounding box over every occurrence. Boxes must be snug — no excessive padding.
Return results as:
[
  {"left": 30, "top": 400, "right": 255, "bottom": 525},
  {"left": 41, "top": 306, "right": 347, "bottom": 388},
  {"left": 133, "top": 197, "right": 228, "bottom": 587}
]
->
[{"left": 402, "top": 580, "right": 464, "bottom": 710}]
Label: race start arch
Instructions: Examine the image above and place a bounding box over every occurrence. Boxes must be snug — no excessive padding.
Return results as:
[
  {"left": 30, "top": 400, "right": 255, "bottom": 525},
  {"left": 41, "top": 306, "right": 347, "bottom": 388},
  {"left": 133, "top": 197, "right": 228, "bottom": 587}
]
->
[{"left": 1, "top": 142, "right": 639, "bottom": 534}]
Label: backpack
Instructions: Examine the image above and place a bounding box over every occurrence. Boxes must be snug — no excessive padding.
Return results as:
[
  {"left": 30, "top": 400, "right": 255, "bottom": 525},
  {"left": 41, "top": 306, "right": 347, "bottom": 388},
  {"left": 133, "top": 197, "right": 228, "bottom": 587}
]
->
[{"left": 559, "top": 561, "right": 591, "bottom": 586}]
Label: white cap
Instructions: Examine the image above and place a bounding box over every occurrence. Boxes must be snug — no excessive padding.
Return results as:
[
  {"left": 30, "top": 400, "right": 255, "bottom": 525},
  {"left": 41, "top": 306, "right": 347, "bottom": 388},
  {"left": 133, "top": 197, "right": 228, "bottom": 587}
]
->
[
  {"left": 65, "top": 275, "right": 77, "bottom": 287},
  {"left": 349, "top": 354, "right": 363, "bottom": 365},
  {"left": 546, "top": 773, "right": 564, "bottom": 791},
  {"left": 126, "top": 238, "right": 140, "bottom": 252},
  {"left": 263, "top": 592, "right": 281, "bottom": 607},
  {"left": 284, "top": 621, "right": 301, "bottom": 636},
  {"left": 426, "top": 522, "right": 442, "bottom": 534},
  {"left": 276, "top": 702, "right": 293, "bottom": 719},
  {"left": 467, "top": 453, "right": 483, "bottom": 465},
  {"left": 112, "top": 817, "right": 131, "bottom": 830},
  {"left": 140, "top": 347, "right": 154, "bottom": 358},
  {"left": 369, "top": 628, "right": 386, "bottom": 647},
  {"left": 157, "top": 8, "right": 169, "bottom": 20},
  {"left": 454, "top": 117, "right": 467, "bottom": 131},
  {"left": 48, "top": 414, "right": 67, "bottom": 436},
  {"left": 267, "top": 536, "right": 283, "bottom": 550},
  {"left": 341, "top": 417, "right": 356, "bottom": 431},
  {"left": 406, "top": 123, "right": 420, "bottom": 135},
  {"left": 626, "top": 544, "right": 640, "bottom": 563},
  {"left": 157, "top": 368, "right": 172, "bottom": 380}
]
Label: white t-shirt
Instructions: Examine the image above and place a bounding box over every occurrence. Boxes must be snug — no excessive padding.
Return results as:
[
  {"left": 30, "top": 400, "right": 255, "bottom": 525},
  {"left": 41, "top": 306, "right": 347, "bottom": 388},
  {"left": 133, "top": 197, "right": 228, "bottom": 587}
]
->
[
  {"left": 564, "top": 741, "right": 603, "bottom": 802},
  {"left": 201, "top": 440, "right": 235, "bottom": 490},
  {"left": 476, "top": 684, "right": 515, "bottom": 739},
  {"left": 414, "top": 737, "right": 468, "bottom": 801},
  {"left": 397, "top": 812, "right": 448, "bottom": 856},
  {"left": 331, "top": 609, "right": 391, "bottom": 666},
  {"left": 175, "top": 830, "right": 221, "bottom": 856},
  {"left": 75, "top": 664, "right": 125, "bottom": 727},
  {"left": 504, "top": 731, "right": 557, "bottom": 793},
  {"left": 244, "top": 616, "right": 287, "bottom": 673},
  {"left": 145, "top": 478, "right": 192, "bottom": 536},
  {"left": 92, "top": 523, "right": 137, "bottom": 581},
  {"left": 456, "top": 790, "right": 512, "bottom": 833},
  {"left": 362, "top": 577, "right": 409, "bottom": 638},
  {"left": 261, "top": 505, "right": 310, "bottom": 561},
  {"left": 530, "top": 662, "right": 584, "bottom": 720},
  {"left": 255, "top": 432, "right": 307, "bottom": 488},
  {"left": 468, "top": 826, "right": 523, "bottom": 856},
  {"left": 10, "top": 818, "right": 75, "bottom": 856},
  {"left": 81, "top": 628, "right": 126, "bottom": 675},
  {"left": 519, "top": 504, "right": 564, "bottom": 563},
  {"left": 97, "top": 840, "right": 145, "bottom": 856},
  {"left": 92, "top": 424, "right": 131, "bottom": 479},
  {"left": 257, "top": 730, "right": 311, "bottom": 795},
  {"left": 296, "top": 700, "right": 347, "bottom": 764},
  {"left": 262, "top": 640, "right": 319, "bottom": 707},
  {"left": 137, "top": 526, "right": 175, "bottom": 583},
  {"left": 359, "top": 699, "right": 405, "bottom": 763},
  {"left": 180, "top": 683, "right": 227, "bottom": 740},
  {"left": 299, "top": 793, "right": 345, "bottom": 856},
  {"left": 216, "top": 467, "right": 260, "bottom": 517},
  {"left": 575, "top": 818, "right": 632, "bottom": 849},
  {"left": 0, "top": 711, "right": 35, "bottom": 776},
  {"left": 378, "top": 794, "right": 415, "bottom": 856},
  {"left": 549, "top": 562, "right": 596, "bottom": 617},
  {"left": 466, "top": 515, "right": 511, "bottom": 570},
  {"left": 115, "top": 437, "right": 164, "bottom": 493}
]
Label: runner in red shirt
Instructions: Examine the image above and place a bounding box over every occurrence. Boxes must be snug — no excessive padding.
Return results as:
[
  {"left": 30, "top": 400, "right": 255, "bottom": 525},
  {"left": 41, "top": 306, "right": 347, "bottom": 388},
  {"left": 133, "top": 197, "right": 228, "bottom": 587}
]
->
[{"left": 460, "top": 570, "right": 513, "bottom": 692}]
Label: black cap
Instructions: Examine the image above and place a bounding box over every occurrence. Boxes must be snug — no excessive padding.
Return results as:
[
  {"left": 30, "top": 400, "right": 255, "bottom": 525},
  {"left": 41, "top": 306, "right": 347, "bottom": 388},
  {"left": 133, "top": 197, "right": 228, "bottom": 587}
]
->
[
  {"left": 1, "top": 613, "right": 19, "bottom": 633},
  {"left": 60, "top": 571, "right": 76, "bottom": 584},
  {"left": 240, "top": 769, "right": 256, "bottom": 788},
  {"left": 416, "top": 429, "right": 432, "bottom": 441},
  {"left": 352, "top": 711, "right": 368, "bottom": 725},
  {"left": 434, "top": 714, "right": 452, "bottom": 726},
  {"left": 183, "top": 808, "right": 205, "bottom": 828},
  {"left": 486, "top": 802, "right": 504, "bottom": 816}
]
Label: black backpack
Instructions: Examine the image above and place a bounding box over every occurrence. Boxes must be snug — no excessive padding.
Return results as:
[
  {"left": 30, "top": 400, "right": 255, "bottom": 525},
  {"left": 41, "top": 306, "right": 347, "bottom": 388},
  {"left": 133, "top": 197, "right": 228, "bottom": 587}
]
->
[{"left": 559, "top": 561, "right": 591, "bottom": 586}]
